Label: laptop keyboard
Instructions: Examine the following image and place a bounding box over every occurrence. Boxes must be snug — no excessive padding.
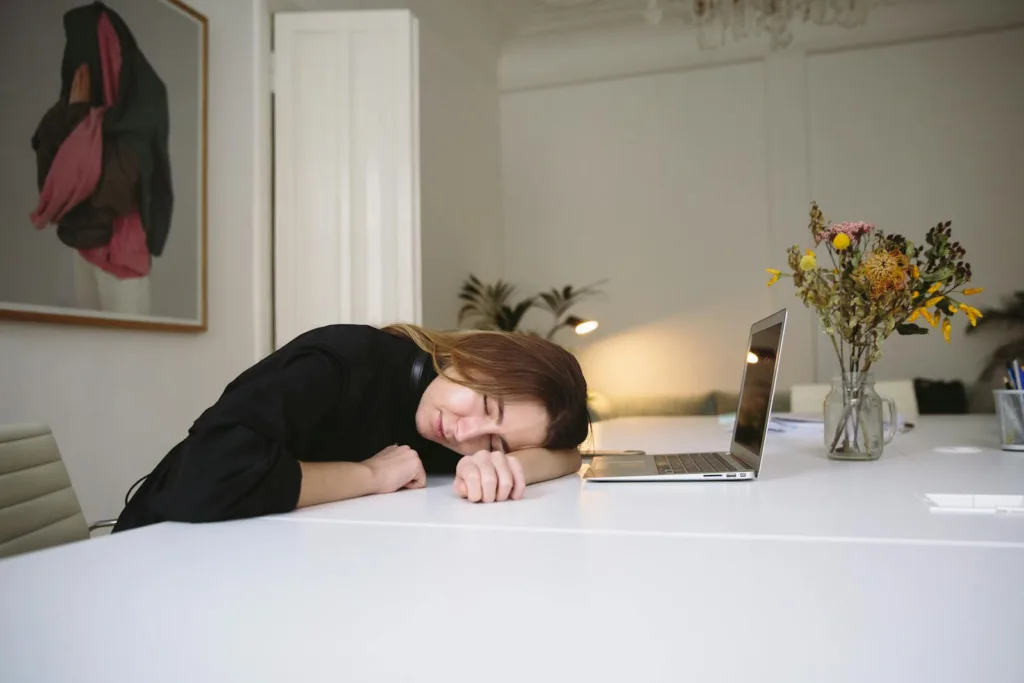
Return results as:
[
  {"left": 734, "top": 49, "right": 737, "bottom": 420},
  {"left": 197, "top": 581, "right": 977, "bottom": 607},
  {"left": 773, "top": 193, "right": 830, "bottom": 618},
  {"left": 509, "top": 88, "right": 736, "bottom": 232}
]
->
[{"left": 654, "top": 453, "right": 737, "bottom": 475}]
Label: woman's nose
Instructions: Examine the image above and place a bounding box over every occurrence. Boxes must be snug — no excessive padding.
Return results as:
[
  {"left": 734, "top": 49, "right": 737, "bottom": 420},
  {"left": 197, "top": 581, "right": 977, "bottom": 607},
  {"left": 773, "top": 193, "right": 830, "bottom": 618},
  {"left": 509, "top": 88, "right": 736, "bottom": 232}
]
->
[{"left": 455, "top": 417, "right": 489, "bottom": 444}]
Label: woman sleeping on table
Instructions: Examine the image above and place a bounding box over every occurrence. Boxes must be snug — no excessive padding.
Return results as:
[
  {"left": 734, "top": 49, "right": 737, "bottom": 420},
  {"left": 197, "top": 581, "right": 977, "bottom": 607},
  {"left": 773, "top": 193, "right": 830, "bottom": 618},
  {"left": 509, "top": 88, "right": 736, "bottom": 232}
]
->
[{"left": 112, "top": 324, "right": 590, "bottom": 532}]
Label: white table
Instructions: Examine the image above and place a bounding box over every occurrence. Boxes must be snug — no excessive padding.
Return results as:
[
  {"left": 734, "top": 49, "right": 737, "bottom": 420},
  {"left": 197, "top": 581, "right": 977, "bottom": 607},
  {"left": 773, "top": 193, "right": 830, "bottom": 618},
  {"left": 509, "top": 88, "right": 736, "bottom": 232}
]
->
[
  {"left": 1, "top": 517, "right": 1022, "bottom": 683},
  {"left": 270, "top": 416, "right": 1024, "bottom": 547}
]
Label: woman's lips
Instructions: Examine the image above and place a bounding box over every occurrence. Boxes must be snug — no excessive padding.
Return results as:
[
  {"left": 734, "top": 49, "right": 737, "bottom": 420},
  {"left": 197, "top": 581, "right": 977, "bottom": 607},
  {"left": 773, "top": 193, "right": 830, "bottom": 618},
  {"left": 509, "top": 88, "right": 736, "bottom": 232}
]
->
[{"left": 435, "top": 413, "right": 445, "bottom": 442}]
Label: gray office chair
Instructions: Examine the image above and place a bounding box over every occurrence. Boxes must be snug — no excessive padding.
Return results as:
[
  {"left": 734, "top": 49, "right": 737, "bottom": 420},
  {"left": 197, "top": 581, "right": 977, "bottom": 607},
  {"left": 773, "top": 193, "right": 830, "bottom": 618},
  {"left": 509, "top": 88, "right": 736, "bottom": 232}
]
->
[{"left": 0, "top": 423, "right": 117, "bottom": 560}]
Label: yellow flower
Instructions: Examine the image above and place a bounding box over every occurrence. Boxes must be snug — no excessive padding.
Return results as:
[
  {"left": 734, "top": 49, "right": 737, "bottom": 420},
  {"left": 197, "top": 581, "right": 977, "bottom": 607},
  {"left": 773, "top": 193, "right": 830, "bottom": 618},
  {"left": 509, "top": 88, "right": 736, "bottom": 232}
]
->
[
  {"left": 766, "top": 268, "right": 781, "bottom": 286},
  {"left": 920, "top": 307, "right": 938, "bottom": 328},
  {"left": 907, "top": 308, "right": 922, "bottom": 323},
  {"left": 926, "top": 282, "right": 942, "bottom": 295},
  {"left": 924, "top": 296, "right": 943, "bottom": 308},
  {"left": 942, "top": 317, "right": 952, "bottom": 342},
  {"left": 799, "top": 253, "right": 817, "bottom": 271},
  {"left": 911, "top": 291, "right": 920, "bottom": 299},
  {"left": 948, "top": 305, "right": 957, "bottom": 314},
  {"left": 963, "top": 287, "right": 984, "bottom": 296},
  {"left": 832, "top": 233, "right": 851, "bottom": 250},
  {"left": 959, "top": 303, "right": 983, "bottom": 326},
  {"left": 911, "top": 265, "right": 920, "bottom": 279}
]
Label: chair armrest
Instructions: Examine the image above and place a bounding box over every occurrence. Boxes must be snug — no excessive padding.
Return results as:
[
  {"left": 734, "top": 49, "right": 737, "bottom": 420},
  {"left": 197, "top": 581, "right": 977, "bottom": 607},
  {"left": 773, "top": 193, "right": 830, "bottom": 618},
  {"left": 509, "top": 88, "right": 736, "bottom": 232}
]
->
[{"left": 88, "top": 519, "right": 118, "bottom": 535}]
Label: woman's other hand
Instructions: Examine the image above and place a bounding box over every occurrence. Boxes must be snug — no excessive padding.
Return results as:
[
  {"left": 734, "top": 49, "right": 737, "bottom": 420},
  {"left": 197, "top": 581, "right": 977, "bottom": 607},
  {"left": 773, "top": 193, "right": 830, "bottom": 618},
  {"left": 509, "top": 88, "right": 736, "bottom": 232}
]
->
[
  {"left": 454, "top": 450, "right": 526, "bottom": 503},
  {"left": 69, "top": 64, "right": 90, "bottom": 104},
  {"left": 364, "top": 444, "right": 426, "bottom": 494}
]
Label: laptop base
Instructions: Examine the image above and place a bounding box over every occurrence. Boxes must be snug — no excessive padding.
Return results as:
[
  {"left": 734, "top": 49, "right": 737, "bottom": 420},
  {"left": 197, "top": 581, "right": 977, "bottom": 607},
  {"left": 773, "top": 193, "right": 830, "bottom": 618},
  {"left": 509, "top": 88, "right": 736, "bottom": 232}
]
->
[{"left": 583, "top": 451, "right": 754, "bottom": 482}]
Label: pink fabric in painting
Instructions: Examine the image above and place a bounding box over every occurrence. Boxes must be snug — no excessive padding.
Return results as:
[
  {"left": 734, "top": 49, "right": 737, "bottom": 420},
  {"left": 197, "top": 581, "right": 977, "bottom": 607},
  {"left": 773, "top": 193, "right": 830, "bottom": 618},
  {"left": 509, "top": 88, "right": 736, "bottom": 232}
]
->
[{"left": 28, "top": 113, "right": 104, "bottom": 230}]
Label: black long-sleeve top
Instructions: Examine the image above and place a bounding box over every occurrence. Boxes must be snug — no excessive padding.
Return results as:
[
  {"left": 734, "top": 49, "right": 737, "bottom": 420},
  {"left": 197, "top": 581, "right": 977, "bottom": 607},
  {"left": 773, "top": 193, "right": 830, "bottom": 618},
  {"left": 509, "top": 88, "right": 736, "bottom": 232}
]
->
[{"left": 112, "top": 325, "right": 459, "bottom": 532}]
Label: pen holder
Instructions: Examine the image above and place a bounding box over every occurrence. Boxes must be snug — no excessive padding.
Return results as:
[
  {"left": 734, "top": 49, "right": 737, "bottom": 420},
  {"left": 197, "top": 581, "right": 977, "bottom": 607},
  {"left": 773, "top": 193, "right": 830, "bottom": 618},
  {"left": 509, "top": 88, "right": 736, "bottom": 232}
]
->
[{"left": 993, "top": 390, "right": 1024, "bottom": 452}]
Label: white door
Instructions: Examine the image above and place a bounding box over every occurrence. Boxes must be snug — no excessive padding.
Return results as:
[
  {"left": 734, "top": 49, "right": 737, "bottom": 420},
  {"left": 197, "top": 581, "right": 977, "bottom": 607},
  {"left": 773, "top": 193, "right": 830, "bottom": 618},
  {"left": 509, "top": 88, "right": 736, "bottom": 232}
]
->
[{"left": 272, "top": 10, "right": 421, "bottom": 348}]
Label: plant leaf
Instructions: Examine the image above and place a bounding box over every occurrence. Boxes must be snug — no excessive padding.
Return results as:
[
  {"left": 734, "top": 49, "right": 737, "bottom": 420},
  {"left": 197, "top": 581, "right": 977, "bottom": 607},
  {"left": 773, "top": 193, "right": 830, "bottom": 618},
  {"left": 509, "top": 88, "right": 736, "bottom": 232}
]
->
[{"left": 896, "top": 323, "right": 929, "bottom": 336}]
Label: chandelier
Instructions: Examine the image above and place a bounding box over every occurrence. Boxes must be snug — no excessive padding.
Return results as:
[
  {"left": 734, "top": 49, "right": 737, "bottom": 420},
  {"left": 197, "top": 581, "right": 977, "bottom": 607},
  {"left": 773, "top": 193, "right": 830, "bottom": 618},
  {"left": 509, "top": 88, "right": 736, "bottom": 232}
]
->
[{"left": 642, "top": 0, "right": 896, "bottom": 50}]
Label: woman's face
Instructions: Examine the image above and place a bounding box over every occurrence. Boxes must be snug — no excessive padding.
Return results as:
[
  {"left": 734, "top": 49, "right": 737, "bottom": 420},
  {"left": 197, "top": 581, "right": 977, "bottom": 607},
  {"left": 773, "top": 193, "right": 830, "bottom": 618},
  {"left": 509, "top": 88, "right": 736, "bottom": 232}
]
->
[{"left": 415, "top": 375, "right": 548, "bottom": 456}]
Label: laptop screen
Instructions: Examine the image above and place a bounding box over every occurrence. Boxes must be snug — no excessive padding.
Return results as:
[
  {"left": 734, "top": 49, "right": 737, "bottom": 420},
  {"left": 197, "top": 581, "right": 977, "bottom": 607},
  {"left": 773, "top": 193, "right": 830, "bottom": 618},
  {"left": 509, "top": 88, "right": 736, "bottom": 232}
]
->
[{"left": 731, "top": 313, "right": 786, "bottom": 471}]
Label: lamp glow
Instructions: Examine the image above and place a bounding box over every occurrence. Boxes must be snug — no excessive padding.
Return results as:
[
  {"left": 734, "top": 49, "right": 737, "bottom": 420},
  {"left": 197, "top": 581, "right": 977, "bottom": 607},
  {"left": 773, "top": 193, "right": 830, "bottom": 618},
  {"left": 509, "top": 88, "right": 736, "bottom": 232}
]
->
[
  {"left": 564, "top": 315, "right": 598, "bottom": 336},
  {"left": 746, "top": 351, "right": 758, "bottom": 364}
]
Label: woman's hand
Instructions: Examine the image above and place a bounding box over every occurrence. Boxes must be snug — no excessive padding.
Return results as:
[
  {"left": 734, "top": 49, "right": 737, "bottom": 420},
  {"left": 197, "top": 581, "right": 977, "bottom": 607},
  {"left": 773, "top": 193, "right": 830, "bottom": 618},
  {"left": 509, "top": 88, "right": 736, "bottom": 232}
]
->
[
  {"left": 69, "top": 64, "right": 90, "bottom": 104},
  {"left": 364, "top": 444, "right": 426, "bottom": 494},
  {"left": 453, "top": 450, "right": 526, "bottom": 503}
]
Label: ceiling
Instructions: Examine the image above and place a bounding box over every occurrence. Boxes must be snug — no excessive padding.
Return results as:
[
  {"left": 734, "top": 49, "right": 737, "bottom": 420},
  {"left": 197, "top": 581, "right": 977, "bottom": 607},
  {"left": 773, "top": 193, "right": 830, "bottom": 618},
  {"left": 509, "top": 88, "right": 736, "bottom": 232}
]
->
[{"left": 494, "top": 0, "right": 701, "bottom": 40}]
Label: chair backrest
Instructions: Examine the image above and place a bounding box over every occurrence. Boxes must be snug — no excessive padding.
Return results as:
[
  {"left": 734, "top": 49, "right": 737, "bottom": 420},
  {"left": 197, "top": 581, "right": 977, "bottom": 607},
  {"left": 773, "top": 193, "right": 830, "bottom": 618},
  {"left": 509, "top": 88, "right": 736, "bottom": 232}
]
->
[
  {"left": 789, "top": 380, "right": 920, "bottom": 419},
  {"left": 789, "top": 383, "right": 831, "bottom": 414},
  {"left": 874, "top": 380, "right": 919, "bottom": 420},
  {"left": 0, "top": 423, "right": 89, "bottom": 560}
]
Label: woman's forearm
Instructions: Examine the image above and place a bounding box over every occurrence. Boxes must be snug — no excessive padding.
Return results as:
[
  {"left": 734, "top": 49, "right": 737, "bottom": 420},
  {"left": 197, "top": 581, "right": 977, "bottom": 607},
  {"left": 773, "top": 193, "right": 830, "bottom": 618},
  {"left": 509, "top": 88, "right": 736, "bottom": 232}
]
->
[
  {"left": 513, "top": 448, "right": 583, "bottom": 485},
  {"left": 297, "top": 461, "right": 377, "bottom": 508}
]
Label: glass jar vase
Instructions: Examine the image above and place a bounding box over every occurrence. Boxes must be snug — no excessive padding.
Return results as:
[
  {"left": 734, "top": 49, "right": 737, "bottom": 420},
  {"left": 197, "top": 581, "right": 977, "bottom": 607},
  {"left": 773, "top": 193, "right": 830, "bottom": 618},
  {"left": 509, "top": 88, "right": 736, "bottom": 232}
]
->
[{"left": 823, "top": 372, "right": 898, "bottom": 460}]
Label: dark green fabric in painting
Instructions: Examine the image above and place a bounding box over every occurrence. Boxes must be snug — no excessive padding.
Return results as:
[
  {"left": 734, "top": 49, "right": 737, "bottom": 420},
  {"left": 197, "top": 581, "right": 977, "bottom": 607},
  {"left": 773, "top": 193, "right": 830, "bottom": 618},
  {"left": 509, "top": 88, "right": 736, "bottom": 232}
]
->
[{"left": 60, "top": 1, "right": 175, "bottom": 257}]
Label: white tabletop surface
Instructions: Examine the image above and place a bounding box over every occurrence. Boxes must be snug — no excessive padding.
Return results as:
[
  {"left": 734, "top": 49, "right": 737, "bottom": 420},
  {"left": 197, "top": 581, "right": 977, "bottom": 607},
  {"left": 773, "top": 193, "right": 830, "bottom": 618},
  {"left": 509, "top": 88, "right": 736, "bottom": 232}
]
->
[
  {"left": 2, "top": 517, "right": 1022, "bottom": 683},
  {"left": 269, "top": 416, "right": 1024, "bottom": 547}
]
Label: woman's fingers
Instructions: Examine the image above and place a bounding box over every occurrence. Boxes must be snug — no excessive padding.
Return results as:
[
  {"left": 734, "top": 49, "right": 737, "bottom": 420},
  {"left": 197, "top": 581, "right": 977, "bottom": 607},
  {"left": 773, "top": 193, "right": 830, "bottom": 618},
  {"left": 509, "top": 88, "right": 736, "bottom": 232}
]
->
[
  {"left": 455, "top": 451, "right": 526, "bottom": 503},
  {"left": 508, "top": 455, "right": 526, "bottom": 501},
  {"left": 404, "top": 458, "right": 427, "bottom": 489},
  {"left": 490, "top": 450, "right": 514, "bottom": 502},
  {"left": 478, "top": 456, "right": 497, "bottom": 504},
  {"left": 460, "top": 459, "right": 482, "bottom": 503}
]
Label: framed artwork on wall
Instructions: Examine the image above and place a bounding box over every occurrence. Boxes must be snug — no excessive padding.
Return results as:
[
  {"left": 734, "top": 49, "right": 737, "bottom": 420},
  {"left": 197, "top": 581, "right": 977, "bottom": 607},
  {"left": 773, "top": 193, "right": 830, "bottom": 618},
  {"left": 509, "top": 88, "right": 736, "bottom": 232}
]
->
[{"left": 0, "top": 0, "right": 208, "bottom": 332}]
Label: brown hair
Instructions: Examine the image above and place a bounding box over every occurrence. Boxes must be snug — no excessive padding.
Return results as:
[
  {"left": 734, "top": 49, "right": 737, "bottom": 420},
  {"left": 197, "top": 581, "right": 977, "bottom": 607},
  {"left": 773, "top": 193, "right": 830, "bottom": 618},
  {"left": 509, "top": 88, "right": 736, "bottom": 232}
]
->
[{"left": 383, "top": 324, "right": 590, "bottom": 451}]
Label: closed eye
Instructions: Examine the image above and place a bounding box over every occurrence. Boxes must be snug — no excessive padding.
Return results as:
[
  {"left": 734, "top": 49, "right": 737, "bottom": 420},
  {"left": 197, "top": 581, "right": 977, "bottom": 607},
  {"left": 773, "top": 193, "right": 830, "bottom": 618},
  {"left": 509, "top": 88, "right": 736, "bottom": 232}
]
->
[{"left": 483, "top": 396, "right": 507, "bottom": 452}]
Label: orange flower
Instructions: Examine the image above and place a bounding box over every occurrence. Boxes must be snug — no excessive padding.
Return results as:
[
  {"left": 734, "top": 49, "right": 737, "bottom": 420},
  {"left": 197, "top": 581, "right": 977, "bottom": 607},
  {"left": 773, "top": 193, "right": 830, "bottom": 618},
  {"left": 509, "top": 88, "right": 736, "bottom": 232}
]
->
[{"left": 860, "top": 250, "right": 909, "bottom": 299}]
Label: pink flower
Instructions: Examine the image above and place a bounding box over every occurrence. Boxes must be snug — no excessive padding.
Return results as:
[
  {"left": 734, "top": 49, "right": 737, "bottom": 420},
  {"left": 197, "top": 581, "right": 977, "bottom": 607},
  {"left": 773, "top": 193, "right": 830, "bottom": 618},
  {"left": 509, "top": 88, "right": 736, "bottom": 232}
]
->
[{"left": 816, "top": 221, "right": 874, "bottom": 244}]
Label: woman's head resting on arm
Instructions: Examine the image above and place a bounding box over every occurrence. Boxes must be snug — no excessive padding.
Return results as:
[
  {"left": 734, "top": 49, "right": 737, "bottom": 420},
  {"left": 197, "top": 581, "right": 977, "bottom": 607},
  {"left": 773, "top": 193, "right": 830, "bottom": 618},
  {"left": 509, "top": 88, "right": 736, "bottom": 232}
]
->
[{"left": 384, "top": 325, "right": 590, "bottom": 456}]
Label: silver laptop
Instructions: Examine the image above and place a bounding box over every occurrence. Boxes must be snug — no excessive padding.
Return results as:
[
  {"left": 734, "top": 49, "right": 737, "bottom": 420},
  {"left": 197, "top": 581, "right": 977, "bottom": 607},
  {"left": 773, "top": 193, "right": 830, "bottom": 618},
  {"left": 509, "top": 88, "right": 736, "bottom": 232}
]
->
[{"left": 583, "top": 309, "right": 787, "bottom": 482}]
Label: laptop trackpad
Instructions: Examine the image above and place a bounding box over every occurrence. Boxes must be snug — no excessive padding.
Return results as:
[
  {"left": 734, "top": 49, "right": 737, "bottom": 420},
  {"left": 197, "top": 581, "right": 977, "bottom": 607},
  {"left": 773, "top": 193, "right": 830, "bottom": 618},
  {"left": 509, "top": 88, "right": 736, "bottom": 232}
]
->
[{"left": 592, "top": 457, "right": 650, "bottom": 477}]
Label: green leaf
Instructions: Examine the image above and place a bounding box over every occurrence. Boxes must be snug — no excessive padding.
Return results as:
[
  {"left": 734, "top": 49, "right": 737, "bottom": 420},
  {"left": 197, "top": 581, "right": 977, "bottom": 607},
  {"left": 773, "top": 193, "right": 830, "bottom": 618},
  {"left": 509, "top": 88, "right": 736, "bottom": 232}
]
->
[
  {"left": 896, "top": 323, "right": 929, "bottom": 336},
  {"left": 920, "top": 267, "right": 953, "bottom": 284}
]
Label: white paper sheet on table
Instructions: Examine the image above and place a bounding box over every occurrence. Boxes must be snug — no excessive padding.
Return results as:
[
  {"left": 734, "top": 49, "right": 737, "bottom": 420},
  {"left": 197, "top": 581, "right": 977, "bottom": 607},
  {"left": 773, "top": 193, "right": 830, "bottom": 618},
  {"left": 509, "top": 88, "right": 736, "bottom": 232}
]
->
[{"left": 718, "top": 412, "right": 908, "bottom": 435}]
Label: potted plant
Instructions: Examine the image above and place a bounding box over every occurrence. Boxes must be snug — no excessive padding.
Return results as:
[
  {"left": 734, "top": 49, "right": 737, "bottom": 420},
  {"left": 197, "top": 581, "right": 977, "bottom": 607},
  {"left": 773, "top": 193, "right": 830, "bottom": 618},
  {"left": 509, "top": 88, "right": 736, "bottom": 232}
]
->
[{"left": 457, "top": 275, "right": 605, "bottom": 341}]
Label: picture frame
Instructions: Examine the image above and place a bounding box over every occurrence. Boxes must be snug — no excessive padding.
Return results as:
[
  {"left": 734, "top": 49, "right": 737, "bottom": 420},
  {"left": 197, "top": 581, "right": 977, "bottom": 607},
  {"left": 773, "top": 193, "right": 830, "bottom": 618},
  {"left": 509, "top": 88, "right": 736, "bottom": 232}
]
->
[{"left": 0, "top": 0, "right": 208, "bottom": 332}]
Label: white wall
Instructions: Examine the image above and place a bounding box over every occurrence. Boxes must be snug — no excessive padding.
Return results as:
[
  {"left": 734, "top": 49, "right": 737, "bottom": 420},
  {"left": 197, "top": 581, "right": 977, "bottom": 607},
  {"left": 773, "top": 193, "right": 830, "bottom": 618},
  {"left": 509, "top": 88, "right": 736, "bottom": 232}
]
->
[
  {"left": 502, "top": 62, "right": 772, "bottom": 397},
  {"left": 0, "top": 0, "right": 273, "bottom": 522},
  {"left": 419, "top": 22, "right": 503, "bottom": 328},
  {"left": 501, "top": 1, "right": 1024, "bottom": 399},
  {"left": 805, "top": 29, "right": 1024, "bottom": 384}
]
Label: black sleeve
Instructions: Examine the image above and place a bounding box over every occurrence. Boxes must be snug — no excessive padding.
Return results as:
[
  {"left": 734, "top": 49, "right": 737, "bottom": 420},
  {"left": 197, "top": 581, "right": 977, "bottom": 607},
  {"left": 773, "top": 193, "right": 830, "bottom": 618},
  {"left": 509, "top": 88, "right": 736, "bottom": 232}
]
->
[{"left": 146, "top": 352, "right": 344, "bottom": 524}]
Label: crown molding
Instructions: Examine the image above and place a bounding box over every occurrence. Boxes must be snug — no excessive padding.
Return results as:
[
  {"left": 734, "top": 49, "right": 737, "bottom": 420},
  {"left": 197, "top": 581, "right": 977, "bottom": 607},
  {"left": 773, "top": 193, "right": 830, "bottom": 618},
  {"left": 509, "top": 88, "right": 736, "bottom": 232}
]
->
[{"left": 500, "top": 0, "right": 1024, "bottom": 92}]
